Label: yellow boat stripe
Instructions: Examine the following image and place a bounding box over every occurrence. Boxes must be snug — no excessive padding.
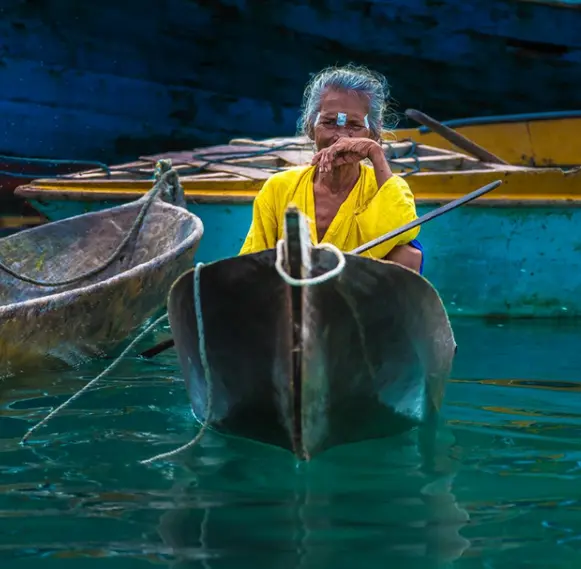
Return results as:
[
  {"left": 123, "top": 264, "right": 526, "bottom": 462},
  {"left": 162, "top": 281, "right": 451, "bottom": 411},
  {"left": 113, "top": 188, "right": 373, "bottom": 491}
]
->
[{"left": 16, "top": 168, "right": 581, "bottom": 204}]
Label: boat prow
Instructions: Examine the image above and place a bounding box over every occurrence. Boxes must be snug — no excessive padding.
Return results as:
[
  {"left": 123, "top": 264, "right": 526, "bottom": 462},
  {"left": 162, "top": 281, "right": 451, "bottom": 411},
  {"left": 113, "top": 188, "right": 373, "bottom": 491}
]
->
[{"left": 168, "top": 206, "right": 456, "bottom": 459}]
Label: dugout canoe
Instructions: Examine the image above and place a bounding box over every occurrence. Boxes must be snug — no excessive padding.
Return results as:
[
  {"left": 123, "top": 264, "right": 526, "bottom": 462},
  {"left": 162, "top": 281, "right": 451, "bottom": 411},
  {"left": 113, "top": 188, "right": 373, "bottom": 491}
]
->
[
  {"left": 0, "top": 163, "right": 204, "bottom": 378},
  {"left": 167, "top": 206, "right": 456, "bottom": 459}
]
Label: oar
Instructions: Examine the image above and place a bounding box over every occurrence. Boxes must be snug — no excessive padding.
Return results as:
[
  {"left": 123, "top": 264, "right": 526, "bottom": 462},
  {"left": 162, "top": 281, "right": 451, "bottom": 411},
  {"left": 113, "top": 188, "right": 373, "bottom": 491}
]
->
[
  {"left": 405, "top": 108, "right": 509, "bottom": 165},
  {"left": 140, "top": 179, "right": 502, "bottom": 358},
  {"left": 350, "top": 179, "right": 502, "bottom": 255},
  {"left": 140, "top": 337, "right": 175, "bottom": 358}
]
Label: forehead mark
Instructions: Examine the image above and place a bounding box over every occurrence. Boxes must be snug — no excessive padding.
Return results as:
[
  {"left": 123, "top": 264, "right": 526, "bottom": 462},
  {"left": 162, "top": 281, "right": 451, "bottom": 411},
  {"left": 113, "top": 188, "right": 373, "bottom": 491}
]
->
[{"left": 314, "top": 111, "right": 370, "bottom": 129}]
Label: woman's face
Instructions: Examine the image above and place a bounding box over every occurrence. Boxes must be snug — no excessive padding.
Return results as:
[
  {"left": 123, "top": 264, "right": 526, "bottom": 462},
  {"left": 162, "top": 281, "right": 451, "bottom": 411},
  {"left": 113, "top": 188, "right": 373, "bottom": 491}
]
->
[{"left": 312, "top": 88, "right": 374, "bottom": 150}]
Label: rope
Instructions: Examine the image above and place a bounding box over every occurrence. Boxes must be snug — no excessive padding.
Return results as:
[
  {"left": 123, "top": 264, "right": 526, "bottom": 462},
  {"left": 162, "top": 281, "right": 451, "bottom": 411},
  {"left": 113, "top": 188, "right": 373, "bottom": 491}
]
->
[
  {"left": 20, "top": 311, "right": 171, "bottom": 445},
  {"left": 140, "top": 262, "right": 212, "bottom": 465},
  {"left": 274, "top": 240, "right": 346, "bottom": 287},
  {"left": 20, "top": 262, "right": 212, "bottom": 465},
  {"left": 158, "top": 141, "right": 304, "bottom": 179},
  {"left": 0, "top": 155, "right": 111, "bottom": 177},
  {"left": 141, "top": 239, "right": 346, "bottom": 464},
  {"left": 383, "top": 139, "right": 421, "bottom": 178},
  {"left": 0, "top": 159, "right": 179, "bottom": 287},
  {"left": 141, "top": 140, "right": 418, "bottom": 179}
]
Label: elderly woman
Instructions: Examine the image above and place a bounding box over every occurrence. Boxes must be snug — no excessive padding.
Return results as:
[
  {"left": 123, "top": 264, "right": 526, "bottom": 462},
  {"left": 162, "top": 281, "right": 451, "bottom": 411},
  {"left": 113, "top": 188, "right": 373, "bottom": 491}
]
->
[{"left": 239, "top": 64, "right": 423, "bottom": 273}]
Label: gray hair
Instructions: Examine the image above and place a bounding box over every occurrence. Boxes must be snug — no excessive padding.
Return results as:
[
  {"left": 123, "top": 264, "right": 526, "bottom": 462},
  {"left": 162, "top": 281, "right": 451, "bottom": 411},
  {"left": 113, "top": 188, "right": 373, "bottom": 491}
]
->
[{"left": 297, "top": 63, "right": 398, "bottom": 139}]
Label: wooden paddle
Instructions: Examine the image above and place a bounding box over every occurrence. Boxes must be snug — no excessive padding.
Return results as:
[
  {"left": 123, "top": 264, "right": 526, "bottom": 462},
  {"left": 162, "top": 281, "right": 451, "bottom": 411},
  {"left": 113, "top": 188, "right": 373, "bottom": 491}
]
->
[
  {"left": 405, "top": 108, "right": 509, "bottom": 165},
  {"left": 139, "top": 178, "right": 502, "bottom": 358},
  {"left": 140, "top": 337, "right": 175, "bottom": 358},
  {"left": 350, "top": 179, "right": 502, "bottom": 255}
]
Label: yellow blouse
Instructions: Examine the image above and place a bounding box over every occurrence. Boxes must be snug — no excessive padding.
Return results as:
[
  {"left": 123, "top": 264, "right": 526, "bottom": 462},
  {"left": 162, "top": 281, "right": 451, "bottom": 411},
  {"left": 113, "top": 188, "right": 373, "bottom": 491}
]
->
[{"left": 239, "top": 163, "right": 420, "bottom": 259}]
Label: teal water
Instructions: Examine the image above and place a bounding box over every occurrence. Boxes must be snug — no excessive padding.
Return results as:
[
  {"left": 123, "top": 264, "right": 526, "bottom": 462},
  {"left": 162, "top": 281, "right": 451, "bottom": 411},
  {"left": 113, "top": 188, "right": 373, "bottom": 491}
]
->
[{"left": 1, "top": 318, "right": 581, "bottom": 568}]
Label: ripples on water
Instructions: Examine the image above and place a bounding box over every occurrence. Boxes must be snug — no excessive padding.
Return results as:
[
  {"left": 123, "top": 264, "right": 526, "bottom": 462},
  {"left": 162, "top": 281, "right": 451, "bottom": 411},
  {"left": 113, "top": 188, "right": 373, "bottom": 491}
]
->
[{"left": 1, "top": 318, "right": 581, "bottom": 568}]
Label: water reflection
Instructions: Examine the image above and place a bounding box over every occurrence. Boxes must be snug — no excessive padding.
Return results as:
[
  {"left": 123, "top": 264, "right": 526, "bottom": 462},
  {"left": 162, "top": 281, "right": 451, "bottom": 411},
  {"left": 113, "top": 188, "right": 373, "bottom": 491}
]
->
[
  {"left": 0, "top": 318, "right": 581, "bottom": 568},
  {"left": 156, "top": 424, "right": 469, "bottom": 569}
]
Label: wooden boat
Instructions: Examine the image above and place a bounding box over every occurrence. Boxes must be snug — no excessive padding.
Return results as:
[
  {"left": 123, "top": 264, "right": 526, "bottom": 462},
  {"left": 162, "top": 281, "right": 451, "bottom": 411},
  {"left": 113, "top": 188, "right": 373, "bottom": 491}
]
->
[
  {"left": 16, "top": 135, "right": 581, "bottom": 220},
  {"left": 15, "top": 136, "right": 581, "bottom": 319},
  {"left": 2, "top": 1, "right": 581, "bottom": 173},
  {"left": 0, "top": 168, "right": 204, "bottom": 378},
  {"left": 167, "top": 206, "right": 456, "bottom": 458},
  {"left": 392, "top": 111, "right": 581, "bottom": 167}
]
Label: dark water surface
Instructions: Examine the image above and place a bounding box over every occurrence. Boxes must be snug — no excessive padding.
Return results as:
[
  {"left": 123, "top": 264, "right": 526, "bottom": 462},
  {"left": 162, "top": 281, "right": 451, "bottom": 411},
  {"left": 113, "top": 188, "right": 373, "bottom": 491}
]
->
[{"left": 1, "top": 318, "right": 581, "bottom": 568}]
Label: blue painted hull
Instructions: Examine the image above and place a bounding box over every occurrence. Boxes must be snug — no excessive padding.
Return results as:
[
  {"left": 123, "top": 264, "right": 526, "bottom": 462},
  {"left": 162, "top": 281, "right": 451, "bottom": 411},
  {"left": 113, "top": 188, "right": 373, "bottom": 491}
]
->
[
  {"left": 29, "top": 198, "right": 581, "bottom": 318},
  {"left": 2, "top": 0, "right": 581, "bottom": 166}
]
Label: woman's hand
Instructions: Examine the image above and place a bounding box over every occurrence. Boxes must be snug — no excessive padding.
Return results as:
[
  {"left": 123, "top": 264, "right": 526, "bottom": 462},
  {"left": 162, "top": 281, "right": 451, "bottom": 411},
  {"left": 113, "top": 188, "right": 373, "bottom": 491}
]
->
[{"left": 312, "top": 138, "right": 383, "bottom": 173}]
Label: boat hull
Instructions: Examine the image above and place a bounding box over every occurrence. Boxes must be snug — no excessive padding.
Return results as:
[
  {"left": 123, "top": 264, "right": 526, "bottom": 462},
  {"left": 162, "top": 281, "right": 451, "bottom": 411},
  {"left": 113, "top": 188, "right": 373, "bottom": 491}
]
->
[
  {"left": 167, "top": 243, "right": 455, "bottom": 458},
  {"left": 394, "top": 112, "right": 581, "bottom": 167},
  {"left": 2, "top": 1, "right": 581, "bottom": 169},
  {"left": 0, "top": 158, "right": 97, "bottom": 201},
  {"left": 23, "top": 194, "right": 581, "bottom": 318},
  {"left": 0, "top": 197, "right": 203, "bottom": 377}
]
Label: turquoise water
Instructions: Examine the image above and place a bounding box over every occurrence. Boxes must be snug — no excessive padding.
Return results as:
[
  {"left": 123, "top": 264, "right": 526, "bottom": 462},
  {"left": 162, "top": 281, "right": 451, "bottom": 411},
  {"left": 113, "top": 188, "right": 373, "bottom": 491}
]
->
[{"left": 1, "top": 318, "right": 581, "bottom": 568}]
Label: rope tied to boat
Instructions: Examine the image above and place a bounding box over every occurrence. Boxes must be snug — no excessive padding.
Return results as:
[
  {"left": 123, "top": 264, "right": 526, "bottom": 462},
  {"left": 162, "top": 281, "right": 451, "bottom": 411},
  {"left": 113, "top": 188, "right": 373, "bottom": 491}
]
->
[
  {"left": 0, "top": 154, "right": 111, "bottom": 179},
  {"left": 21, "top": 262, "right": 214, "bottom": 467},
  {"left": 140, "top": 262, "right": 212, "bottom": 464},
  {"left": 382, "top": 138, "right": 421, "bottom": 178},
  {"left": 139, "top": 139, "right": 422, "bottom": 179},
  {"left": 0, "top": 159, "right": 182, "bottom": 287},
  {"left": 20, "top": 311, "right": 171, "bottom": 445},
  {"left": 274, "top": 239, "right": 346, "bottom": 286}
]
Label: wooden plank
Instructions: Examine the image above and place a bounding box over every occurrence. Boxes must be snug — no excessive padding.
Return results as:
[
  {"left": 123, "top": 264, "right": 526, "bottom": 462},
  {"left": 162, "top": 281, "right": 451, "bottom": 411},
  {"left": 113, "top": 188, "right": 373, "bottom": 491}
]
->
[
  {"left": 142, "top": 146, "right": 280, "bottom": 162},
  {"left": 229, "top": 136, "right": 312, "bottom": 147},
  {"left": 20, "top": 133, "right": 508, "bottom": 195},
  {"left": 141, "top": 148, "right": 288, "bottom": 170},
  {"left": 390, "top": 154, "right": 484, "bottom": 172},
  {"left": 56, "top": 137, "right": 490, "bottom": 188}
]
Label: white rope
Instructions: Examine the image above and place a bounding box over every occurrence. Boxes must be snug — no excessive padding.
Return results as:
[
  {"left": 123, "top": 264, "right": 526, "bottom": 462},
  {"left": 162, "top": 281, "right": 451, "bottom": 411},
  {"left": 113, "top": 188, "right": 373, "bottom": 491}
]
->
[
  {"left": 274, "top": 240, "right": 346, "bottom": 287},
  {"left": 20, "top": 311, "right": 170, "bottom": 445},
  {"left": 140, "top": 262, "right": 212, "bottom": 465}
]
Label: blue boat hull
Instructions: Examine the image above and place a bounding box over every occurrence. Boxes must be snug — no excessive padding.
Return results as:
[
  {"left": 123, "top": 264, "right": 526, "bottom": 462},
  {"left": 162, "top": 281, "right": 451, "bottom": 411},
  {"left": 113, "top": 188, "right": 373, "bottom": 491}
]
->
[
  {"left": 2, "top": 0, "right": 581, "bottom": 165},
  {"left": 28, "top": 198, "right": 581, "bottom": 318}
]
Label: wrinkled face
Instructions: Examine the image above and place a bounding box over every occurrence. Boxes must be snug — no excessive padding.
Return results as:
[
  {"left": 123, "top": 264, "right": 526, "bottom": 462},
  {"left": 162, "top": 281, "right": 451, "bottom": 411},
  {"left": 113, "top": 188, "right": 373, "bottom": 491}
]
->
[{"left": 311, "top": 88, "right": 375, "bottom": 150}]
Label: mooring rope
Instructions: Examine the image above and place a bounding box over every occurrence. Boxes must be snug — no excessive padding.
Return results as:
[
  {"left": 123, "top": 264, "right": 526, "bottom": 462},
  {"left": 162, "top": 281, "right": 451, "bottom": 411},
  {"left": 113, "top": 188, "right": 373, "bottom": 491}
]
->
[
  {"left": 383, "top": 139, "right": 421, "bottom": 178},
  {"left": 20, "top": 311, "right": 171, "bottom": 444},
  {"left": 0, "top": 154, "right": 111, "bottom": 178},
  {"left": 143, "top": 139, "right": 423, "bottom": 179},
  {"left": 20, "top": 262, "right": 214, "bottom": 467},
  {"left": 0, "top": 159, "right": 180, "bottom": 288},
  {"left": 140, "top": 262, "right": 213, "bottom": 465},
  {"left": 274, "top": 240, "right": 346, "bottom": 286}
]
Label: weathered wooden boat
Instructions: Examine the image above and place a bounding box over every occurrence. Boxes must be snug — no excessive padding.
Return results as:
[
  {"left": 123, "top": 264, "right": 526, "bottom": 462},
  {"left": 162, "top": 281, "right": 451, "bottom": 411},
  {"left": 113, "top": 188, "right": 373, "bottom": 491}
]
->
[
  {"left": 15, "top": 136, "right": 581, "bottom": 318},
  {"left": 2, "top": 1, "right": 581, "bottom": 170},
  {"left": 167, "top": 206, "right": 456, "bottom": 458},
  {"left": 0, "top": 166, "right": 204, "bottom": 378},
  {"left": 393, "top": 110, "right": 581, "bottom": 168}
]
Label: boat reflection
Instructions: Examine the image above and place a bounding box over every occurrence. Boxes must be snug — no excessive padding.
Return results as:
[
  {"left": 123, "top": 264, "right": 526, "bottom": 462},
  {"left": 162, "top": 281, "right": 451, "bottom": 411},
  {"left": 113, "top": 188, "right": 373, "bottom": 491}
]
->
[{"left": 155, "top": 423, "right": 470, "bottom": 568}]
